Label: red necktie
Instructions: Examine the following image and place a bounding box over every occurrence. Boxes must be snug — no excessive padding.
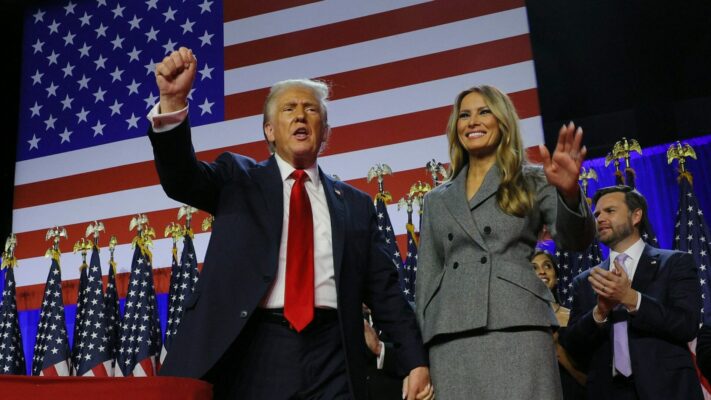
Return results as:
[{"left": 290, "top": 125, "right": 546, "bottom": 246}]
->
[{"left": 284, "top": 169, "right": 314, "bottom": 332}]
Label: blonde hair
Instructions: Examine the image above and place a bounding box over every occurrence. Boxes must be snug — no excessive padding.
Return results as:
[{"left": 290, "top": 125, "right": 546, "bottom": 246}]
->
[{"left": 445, "top": 85, "right": 535, "bottom": 217}]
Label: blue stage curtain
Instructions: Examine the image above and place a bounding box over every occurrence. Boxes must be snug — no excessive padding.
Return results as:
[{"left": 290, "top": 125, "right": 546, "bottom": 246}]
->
[{"left": 582, "top": 133, "right": 711, "bottom": 257}]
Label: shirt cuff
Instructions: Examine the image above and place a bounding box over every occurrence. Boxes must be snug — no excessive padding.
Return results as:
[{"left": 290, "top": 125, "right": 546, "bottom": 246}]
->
[
  {"left": 147, "top": 103, "right": 188, "bottom": 132},
  {"left": 592, "top": 305, "right": 608, "bottom": 324},
  {"left": 376, "top": 340, "right": 385, "bottom": 370},
  {"left": 628, "top": 291, "right": 642, "bottom": 313}
]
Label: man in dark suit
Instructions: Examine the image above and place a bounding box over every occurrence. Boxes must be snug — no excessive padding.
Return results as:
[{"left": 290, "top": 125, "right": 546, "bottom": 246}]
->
[
  {"left": 564, "top": 185, "right": 703, "bottom": 399},
  {"left": 149, "top": 47, "right": 432, "bottom": 399}
]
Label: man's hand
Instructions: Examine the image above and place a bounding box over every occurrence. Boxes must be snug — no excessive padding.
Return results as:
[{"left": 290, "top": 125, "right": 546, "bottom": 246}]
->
[
  {"left": 402, "top": 366, "right": 434, "bottom": 400},
  {"left": 363, "top": 319, "right": 382, "bottom": 356},
  {"left": 155, "top": 47, "right": 197, "bottom": 113},
  {"left": 589, "top": 262, "right": 637, "bottom": 310}
]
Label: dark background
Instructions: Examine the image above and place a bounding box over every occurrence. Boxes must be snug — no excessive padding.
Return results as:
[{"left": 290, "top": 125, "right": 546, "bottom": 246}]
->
[{"left": 3, "top": 0, "right": 711, "bottom": 245}]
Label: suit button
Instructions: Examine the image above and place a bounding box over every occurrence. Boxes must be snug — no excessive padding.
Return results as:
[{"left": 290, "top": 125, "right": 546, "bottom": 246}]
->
[
  {"left": 452, "top": 262, "right": 459, "bottom": 269},
  {"left": 448, "top": 233, "right": 453, "bottom": 241},
  {"left": 480, "top": 256, "right": 487, "bottom": 264},
  {"left": 240, "top": 310, "right": 248, "bottom": 318},
  {"left": 484, "top": 226, "right": 492, "bottom": 234}
]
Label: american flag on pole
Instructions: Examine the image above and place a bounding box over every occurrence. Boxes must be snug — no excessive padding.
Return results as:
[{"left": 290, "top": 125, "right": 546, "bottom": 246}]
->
[
  {"left": 375, "top": 196, "right": 404, "bottom": 277},
  {"left": 160, "top": 233, "right": 181, "bottom": 364},
  {"left": 73, "top": 245, "right": 113, "bottom": 376},
  {"left": 161, "top": 229, "right": 199, "bottom": 363},
  {"left": 70, "top": 256, "right": 88, "bottom": 372},
  {"left": 673, "top": 172, "right": 711, "bottom": 397},
  {"left": 0, "top": 265, "right": 25, "bottom": 375},
  {"left": 115, "top": 240, "right": 162, "bottom": 377},
  {"left": 104, "top": 241, "right": 120, "bottom": 369},
  {"left": 12, "top": 0, "right": 544, "bottom": 360},
  {"left": 31, "top": 254, "right": 70, "bottom": 376},
  {"left": 402, "top": 222, "right": 418, "bottom": 304}
]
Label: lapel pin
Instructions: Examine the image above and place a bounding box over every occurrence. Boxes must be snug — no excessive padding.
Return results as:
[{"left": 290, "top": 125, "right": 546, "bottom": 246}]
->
[
  {"left": 651, "top": 260, "right": 657, "bottom": 265},
  {"left": 334, "top": 189, "right": 342, "bottom": 196}
]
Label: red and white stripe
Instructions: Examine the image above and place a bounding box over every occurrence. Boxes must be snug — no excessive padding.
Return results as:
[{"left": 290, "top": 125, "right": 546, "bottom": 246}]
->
[
  {"left": 80, "top": 360, "right": 114, "bottom": 377},
  {"left": 39, "top": 360, "right": 70, "bottom": 377},
  {"left": 114, "top": 357, "right": 157, "bottom": 377},
  {"left": 12, "top": 0, "right": 543, "bottom": 304}
]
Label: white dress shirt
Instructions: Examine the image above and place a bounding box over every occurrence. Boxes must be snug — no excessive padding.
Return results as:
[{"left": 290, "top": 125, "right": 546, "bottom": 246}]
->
[
  {"left": 148, "top": 103, "right": 338, "bottom": 309},
  {"left": 261, "top": 153, "right": 337, "bottom": 309}
]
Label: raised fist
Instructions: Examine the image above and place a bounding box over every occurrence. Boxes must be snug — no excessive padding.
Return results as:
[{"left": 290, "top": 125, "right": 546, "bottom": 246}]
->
[{"left": 155, "top": 47, "right": 197, "bottom": 113}]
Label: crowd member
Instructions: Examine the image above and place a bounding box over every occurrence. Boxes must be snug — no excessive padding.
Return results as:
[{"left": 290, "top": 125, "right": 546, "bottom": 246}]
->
[
  {"left": 150, "top": 47, "right": 432, "bottom": 400},
  {"left": 415, "top": 84, "right": 595, "bottom": 399},
  {"left": 565, "top": 185, "right": 702, "bottom": 399},
  {"left": 532, "top": 249, "right": 586, "bottom": 399}
]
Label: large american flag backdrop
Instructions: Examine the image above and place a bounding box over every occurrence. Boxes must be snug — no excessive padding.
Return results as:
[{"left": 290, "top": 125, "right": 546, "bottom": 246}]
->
[{"left": 11, "top": 0, "right": 543, "bottom": 370}]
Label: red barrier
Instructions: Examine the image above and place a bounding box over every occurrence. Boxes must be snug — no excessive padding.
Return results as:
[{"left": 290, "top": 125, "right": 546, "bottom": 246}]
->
[{"left": 0, "top": 375, "right": 212, "bottom": 400}]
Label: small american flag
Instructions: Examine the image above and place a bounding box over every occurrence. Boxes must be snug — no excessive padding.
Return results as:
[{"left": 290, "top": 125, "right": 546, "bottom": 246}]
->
[
  {"left": 673, "top": 174, "right": 711, "bottom": 397},
  {"left": 115, "top": 244, "right": 161, "bottom": 376},
  {"left": 74, "top": 246, "right": 113, "bottom": 376},
  {"left": 674, "top": 176, "right": 711, "bottom": 321},
  {"left": 104, "top": 252, "right": 120, "bottom": 370},
  {"left": 374, "top": 197, "right": 403, "bottom": 279},
  {"left": 0, "top": 266, "right": 25, "bottom": 375},
  {"left": 161, "top": 231, "right": 199, "bottom": 363},
  {"left": 402, "top": 223, "right": 418, "bottom": 304},
  {"left": 70, "top": 261, "right": 88, "bottom": 372},
  {"left": 31, "top": 256, "right": 70, "bottom": 376}
]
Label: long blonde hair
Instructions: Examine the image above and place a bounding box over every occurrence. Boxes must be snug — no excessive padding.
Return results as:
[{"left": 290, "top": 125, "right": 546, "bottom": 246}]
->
[{"left": 445, "top": 85, "right": 535, "bottom": 217}]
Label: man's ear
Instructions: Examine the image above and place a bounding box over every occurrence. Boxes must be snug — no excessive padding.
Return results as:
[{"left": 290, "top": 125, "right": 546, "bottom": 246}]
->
[
  {"left": 264, "top": 123, "right": 275, "bottom": 142},
  {"left": 318, "top": 124, "right": 331, "bottom": 154},
  {"left": 631, "top": 208, "right": 643, "bottom": 227}
]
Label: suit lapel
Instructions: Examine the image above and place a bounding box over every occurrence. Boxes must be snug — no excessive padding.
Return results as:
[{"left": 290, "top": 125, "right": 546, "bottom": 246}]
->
[
  {"left": 469, "top": 164, "right": 501, "bottom": 210},
  {"left": 251, "top": 156, "right": 285, "bottom": 251},
  {"left": 321, "top": 170, "right": 345, "bottom": 284},
  {"left": 631, "top": 244, "right": 660, "bottom": 293},
  {"left": 442, "top": 164, "right": 496, "bottom": 248}
]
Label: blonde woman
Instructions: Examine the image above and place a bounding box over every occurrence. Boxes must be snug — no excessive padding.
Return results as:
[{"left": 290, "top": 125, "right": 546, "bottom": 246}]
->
[{"left": 415, "top": 85, "right": 595, "bottom": 399}]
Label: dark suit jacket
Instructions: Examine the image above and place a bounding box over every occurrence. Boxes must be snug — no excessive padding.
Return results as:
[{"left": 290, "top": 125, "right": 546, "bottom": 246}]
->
[
  {"left": 564, "top": 244, "right": 703, "bottom": 400},
  {"left": 366, "top": 329, "right": 404, "bottom": 400},
  {"left": 149, "top": 119, "right": 427, "bottom": 400},
  {"left": 696, "top": 324, "right": 711, "bottom": 382}
]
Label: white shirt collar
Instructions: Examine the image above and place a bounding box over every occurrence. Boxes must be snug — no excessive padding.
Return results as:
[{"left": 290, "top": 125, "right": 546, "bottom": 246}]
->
[
  {"left": 273, "top": 152, "right": 320, "bottom": 189},
  {"left": 610, "top": 237, "right": 645, "bottom": 265}
]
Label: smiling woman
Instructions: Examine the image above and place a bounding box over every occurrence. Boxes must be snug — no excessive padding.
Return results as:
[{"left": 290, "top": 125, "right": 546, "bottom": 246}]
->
[{"left": 415, "top": 84, "right": 595, "bottom": 399}]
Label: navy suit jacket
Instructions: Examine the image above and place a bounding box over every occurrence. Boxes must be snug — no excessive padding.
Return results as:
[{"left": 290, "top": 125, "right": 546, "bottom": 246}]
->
[
  {"left": 563, "top": 244, "right": 703, "bottom": 399},
  {"left": 149, "top": 119, "right": 426, "bottom": 399}
]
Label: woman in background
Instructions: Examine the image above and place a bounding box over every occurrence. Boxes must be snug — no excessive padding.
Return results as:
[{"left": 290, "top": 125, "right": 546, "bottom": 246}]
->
[
  {"left": 415, "top": 85, "right": 595, "bottom": 399},
  {"left": 532, "top": 249, "right": 587, "bottom": 400}
]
